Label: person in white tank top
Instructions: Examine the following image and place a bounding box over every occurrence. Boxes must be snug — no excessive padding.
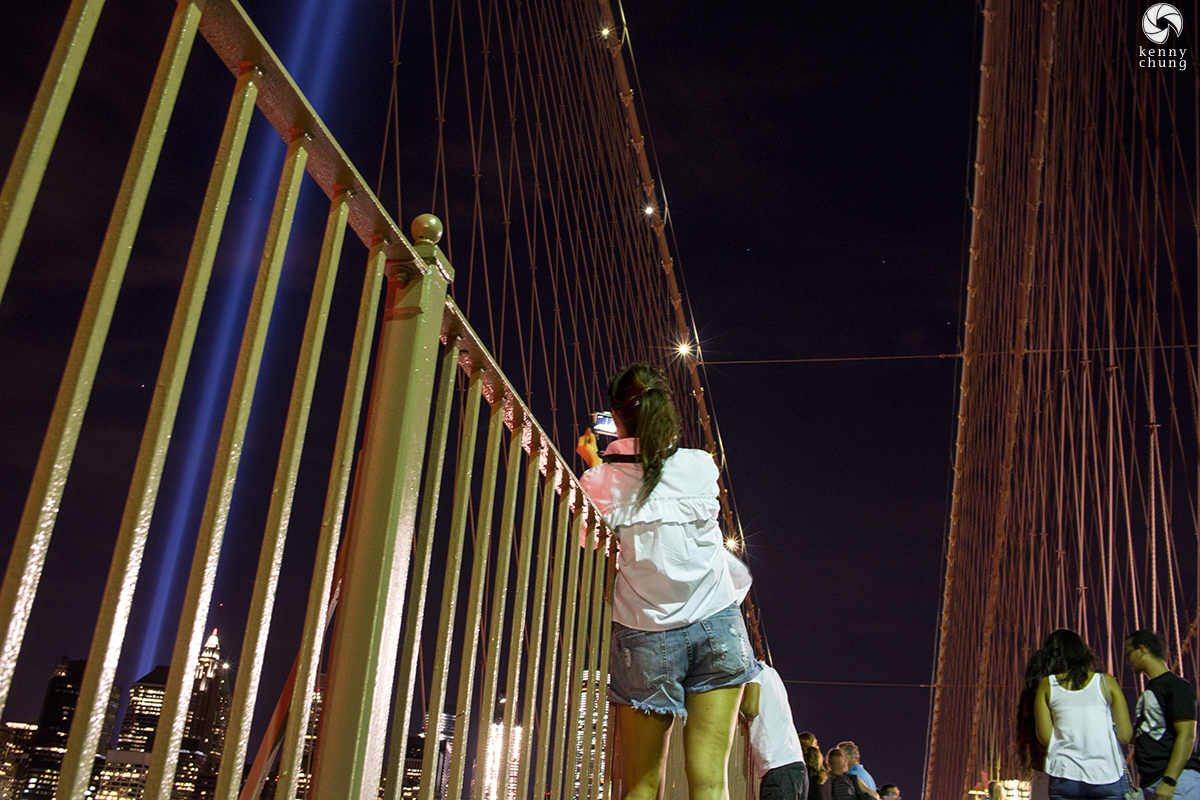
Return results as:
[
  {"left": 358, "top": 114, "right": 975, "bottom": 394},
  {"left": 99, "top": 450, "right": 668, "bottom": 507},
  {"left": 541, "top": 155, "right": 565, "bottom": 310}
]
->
[{"left": 1034, "top": 629, "right": 1134, "bottom": 800}]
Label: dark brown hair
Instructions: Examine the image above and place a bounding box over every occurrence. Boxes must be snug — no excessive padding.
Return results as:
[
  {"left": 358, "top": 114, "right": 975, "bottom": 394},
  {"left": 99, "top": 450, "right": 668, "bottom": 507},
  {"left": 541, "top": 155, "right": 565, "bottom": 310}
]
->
[
  {"left": 1043, "top": 628, "right": 1098, "bottom": 691},
  {"left": 608, "top": 363, "right": 680, "bottom": 505},
  {"left": 1126, "top": 629, "right": 1166, "bottom": 660},
  {"left": 1015, "top": 646, "right": 1051, "bottom": 772}
]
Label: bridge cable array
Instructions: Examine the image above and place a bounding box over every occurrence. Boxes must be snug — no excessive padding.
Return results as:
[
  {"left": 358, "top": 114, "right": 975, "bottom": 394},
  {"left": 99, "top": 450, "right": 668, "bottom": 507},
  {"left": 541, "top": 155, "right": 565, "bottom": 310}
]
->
[{"left": 925, "top": 0, "right": 1200, "bottom": 796}]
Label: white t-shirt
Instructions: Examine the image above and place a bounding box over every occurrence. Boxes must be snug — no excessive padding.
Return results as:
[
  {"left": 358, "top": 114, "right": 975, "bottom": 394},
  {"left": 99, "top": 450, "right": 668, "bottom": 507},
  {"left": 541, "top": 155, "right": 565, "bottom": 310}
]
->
[
  {"left": 747, "top": 664, "right": 806, "bottom": 778},
  {"left": 579, "top": 438, "right": 747, "bottom": 630}
]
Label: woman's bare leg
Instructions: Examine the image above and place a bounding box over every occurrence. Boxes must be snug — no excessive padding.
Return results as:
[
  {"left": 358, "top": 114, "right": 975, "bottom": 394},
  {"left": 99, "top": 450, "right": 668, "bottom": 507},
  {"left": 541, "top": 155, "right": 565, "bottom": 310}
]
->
[
  {"left": 616, "top": 704, "right": 674, "bottom": 800},
  {"left": 682, "top": 686, "right": 744, "bottom": 800}
]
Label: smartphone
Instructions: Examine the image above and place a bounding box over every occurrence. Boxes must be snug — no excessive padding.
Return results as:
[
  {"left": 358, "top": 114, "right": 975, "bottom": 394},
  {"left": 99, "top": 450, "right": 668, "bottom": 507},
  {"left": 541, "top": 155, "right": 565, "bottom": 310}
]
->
[{"left": 592, "top": 411, "right": 618, "bottom": 437}]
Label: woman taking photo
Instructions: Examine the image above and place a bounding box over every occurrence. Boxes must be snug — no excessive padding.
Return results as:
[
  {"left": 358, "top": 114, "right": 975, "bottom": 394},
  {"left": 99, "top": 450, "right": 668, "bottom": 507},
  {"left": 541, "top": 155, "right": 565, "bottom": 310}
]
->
[
  {"left": 576, "top": 363, "right": 758, "bottom": 800},
  {"left": 1034, "top": 629, "right": 1133, "bottom": 800}
]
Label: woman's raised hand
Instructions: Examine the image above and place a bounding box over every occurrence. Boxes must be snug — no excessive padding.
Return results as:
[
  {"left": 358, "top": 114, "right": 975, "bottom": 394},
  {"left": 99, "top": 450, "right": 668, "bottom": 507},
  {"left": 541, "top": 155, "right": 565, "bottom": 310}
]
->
[{"left": 576, "top": 429, "right": 602, "bottom": 468}]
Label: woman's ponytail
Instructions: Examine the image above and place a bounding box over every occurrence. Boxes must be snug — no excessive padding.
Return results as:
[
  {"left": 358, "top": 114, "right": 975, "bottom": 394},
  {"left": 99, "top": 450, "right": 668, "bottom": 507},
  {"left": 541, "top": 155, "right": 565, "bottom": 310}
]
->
[{"left": 608, "top": 363, "right": 680, "bottom": 506}]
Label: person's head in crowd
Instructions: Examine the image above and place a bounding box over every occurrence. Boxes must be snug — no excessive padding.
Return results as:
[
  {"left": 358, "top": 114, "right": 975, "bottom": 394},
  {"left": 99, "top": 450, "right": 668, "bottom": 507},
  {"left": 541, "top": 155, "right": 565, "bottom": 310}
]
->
[
  {"left": 827, "top": 747, "right": 848, "bottom": 775},
  {"left": 837, "top": 740, "right": 861, "bottom": 766},
  {"left": 1042, "top": 628, "right": 1098, "bottom": 690},
  {"left": 987, "top": 780, "right": 1005, "bottom": 800},
  {"left": 880, "top": 785, "right": 900, "bottom": 800},
  {"left": 798, "top": 731, "right": 818, "bottom": 751},
  {"left": 1124, "top": 628, "right": 1167, "bottom": 674},
  {"left": 804, "top": 746, "right": 827, "bottom": 781}
]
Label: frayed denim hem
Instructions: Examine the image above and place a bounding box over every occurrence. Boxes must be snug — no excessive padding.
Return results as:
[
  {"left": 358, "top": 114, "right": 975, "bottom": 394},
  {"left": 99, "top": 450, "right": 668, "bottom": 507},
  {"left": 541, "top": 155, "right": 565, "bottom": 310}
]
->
[{"left": 625, "top": 698, "right": 687, "bottom": 722}]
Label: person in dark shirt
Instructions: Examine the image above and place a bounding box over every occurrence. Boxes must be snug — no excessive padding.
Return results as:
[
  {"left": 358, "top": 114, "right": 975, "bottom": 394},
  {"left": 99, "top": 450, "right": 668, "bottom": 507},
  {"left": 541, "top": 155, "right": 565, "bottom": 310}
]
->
[
  {"left": 826, "top": 749, "right": 877, "bottom": 800},
  {"left": 1125, "top": 630, "right": 1200, "bottom": 800}
]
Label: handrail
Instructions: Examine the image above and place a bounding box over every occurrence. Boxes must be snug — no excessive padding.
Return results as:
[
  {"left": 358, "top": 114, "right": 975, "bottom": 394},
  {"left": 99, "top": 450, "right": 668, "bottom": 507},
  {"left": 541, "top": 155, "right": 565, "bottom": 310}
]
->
[{"left": 0, "top": 1, "right": 754, "bottom": 799}]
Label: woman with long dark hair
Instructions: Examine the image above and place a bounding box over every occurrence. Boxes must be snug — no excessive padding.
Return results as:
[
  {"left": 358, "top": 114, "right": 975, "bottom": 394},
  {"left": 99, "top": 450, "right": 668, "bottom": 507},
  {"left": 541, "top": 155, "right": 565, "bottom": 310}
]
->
[
  {"left": 1017, "top": 647, "right": 1052, "bottom": 800},
  {"left": 1034, "top": 629, "right": 1133, "bottom": 800},
  {"left": 576, "top": 363, "right": 759, "bottom": 800}
]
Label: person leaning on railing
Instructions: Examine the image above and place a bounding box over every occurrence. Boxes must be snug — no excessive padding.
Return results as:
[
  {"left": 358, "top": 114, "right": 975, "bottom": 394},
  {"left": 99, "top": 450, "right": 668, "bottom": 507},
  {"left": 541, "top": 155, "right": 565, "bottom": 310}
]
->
[
  {"left": 575, "top": 363, "right": 759, "bottom": 800},
  {"left": 740, "top": 661, "right": 809, "bottom": 800}
]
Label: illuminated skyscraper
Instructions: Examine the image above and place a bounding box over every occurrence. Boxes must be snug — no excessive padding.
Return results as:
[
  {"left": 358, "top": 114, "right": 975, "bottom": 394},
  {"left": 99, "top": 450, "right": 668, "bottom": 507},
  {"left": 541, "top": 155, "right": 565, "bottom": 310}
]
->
[
  {"left": 409, "top": 713, "right": 454, "bottom": 800},
  {"left": 15, "top": 659, "right": 118, "bottom": 800},
  {"left": 97, "top": 667, "right": 168, "bottom": 800},
  {"left": 0, "top": 723, "right": 38, "bottom": 800},
  {"left": 482, "top": 723, "right": 521, "bottom": 800},
  {"left": 117, "top": 668, "right": 170, "bottom": 753},
  {"left": 97, "top": 631, "right": 230, "bottom": 800},
  {"left": 173, "top": 630, "right": 230, "bottom": 800},
  {"left": 375, "top": 715, "right": 453, "bottom": 800},
  {"left": 398, "top": 737, "right": 423, "bottom": 800}
]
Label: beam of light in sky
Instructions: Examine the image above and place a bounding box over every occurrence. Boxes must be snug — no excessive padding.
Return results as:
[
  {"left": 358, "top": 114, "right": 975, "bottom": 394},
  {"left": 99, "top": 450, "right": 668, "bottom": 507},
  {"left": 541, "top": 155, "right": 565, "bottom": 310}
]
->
[{"left": 135, "top": 0, "right": 360, "bottom": 677}]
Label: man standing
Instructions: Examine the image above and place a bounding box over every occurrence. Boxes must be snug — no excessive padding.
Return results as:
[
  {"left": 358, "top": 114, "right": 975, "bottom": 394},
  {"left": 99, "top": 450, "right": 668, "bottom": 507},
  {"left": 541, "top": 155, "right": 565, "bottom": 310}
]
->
[
  {"left": 741, "top": 661, "right": 808, "bottom": 800},
  {"left": 838, "top": 742, "right": 876, "bottom": 793},
  {"left": 1126, "top": 630, "right": 1200, "bottom": 800}
]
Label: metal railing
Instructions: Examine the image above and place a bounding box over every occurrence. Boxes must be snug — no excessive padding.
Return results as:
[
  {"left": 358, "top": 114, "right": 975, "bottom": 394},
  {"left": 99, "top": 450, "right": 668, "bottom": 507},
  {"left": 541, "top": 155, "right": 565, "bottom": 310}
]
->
[{"left": 0, "top": 2, "right": 754, "bottom": 800}]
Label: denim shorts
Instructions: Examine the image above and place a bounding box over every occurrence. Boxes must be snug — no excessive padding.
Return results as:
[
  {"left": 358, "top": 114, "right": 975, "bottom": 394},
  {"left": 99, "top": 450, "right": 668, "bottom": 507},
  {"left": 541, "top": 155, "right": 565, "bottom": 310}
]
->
[{"left": 607, "top": 603, "right": 760, "bottom": 719}]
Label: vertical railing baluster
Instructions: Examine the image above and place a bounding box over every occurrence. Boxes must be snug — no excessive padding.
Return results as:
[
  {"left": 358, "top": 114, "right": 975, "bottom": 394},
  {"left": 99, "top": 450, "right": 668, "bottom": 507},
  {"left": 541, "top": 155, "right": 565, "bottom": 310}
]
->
[
  {"left": 54, "top": 64, "right": 258, "bottom": 800},
  {"left": 441, "top": 412, "right": 516, "bottom": 800},
  {"left": 494, "top": 441, "right": 544, "bottom": 788},
  {"left": 469, "top": 414, "right": 525, "bottom": 800},
  {"left": 216, "top": 187, "right": 350, "bottom": 800},
  {"left": 515, "top": 454, "right": 560, "bottom": 800},
  {"left": 274, "top": 240, "right": 387, "bottom": 800},
  {"left": 310, "top": 212, "right": 450, "bottom": 800},
  {"left": 1, "top": 0, "right": 673, "bottom": 796},
  {"left": 579, "top": 516, "right": 607, "bottom": 797},
  {"left": 534, "top": 476, "right": 573, "bottom": 799},
  {"left": 144, "top": 130, "right": 308, "bottom": 800},
  {"left": 0, "top": 0, "right": 108, "bottom": 302},
  {"left": 550, "top": 500, "right": 586, "bottom": 800},
  {"left": 382, "top": 337, "right": 461, "bottom": 800},
  {"left": 0, "top": 0, "right": 204, "bottom": 718},
  {"left": 590, "top": 546, "right": 617, "bottom": 800},
  {"left": 565, "top": 510, "right": 599, "bottom": 798},
  {"left": 414, "top": 369, "right": 486, "bottom": 800}
]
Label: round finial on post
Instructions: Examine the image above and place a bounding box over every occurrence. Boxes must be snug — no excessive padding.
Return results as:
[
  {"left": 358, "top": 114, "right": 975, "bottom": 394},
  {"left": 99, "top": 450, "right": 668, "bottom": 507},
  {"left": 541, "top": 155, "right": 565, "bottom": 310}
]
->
[{"left": 411, "top": 214, "right": 444, "bottom": 245}]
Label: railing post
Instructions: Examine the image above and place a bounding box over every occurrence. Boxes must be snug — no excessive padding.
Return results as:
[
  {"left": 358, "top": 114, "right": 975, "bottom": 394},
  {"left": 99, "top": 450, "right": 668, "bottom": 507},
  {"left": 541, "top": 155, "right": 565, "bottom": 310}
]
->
[{"left": 310, "top": 215, "right": 452, "bottom": 800}]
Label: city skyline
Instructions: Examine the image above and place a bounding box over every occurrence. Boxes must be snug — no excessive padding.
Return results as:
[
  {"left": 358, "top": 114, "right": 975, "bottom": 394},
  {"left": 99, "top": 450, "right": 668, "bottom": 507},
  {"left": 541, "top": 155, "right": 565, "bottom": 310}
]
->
[
  {"left": 0, "top": 640, "right": 468, "bottom": 800},
  {"left": 0, "top": 633, "right": 233, "bottom": 800}
]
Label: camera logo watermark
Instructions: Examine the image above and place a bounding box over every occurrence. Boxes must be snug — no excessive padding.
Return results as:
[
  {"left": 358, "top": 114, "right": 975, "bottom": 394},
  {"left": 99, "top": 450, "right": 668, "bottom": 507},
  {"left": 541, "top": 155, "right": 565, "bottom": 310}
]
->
[
  {"left": 1140, "top": 3, "right": 1187, "bottom": 70},
  {"left": 1143, "top": 3, "right": 1183, "bottom": 42}
]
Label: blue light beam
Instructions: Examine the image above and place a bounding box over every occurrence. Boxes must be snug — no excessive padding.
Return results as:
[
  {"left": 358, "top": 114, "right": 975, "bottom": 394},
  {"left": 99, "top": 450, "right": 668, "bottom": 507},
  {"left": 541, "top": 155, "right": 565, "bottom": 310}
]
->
[{"left": 135, "top": 0, "right": 362, "bottom": 676}]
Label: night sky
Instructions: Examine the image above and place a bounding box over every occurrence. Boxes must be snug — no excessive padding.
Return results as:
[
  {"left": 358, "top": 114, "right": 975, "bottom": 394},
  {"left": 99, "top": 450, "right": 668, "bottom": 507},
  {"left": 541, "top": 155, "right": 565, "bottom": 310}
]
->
[
  {"left": 0, "top": 0, "right": 981, "bottom": 796},
  {"left": 614, "top": 3, "right": 977, "bottom": 793}
]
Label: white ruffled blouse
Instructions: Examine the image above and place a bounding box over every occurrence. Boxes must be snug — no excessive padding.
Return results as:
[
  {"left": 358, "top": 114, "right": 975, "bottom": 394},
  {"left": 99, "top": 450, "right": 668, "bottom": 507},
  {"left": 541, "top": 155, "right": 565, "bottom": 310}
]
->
[{"left": 579, "top": 437, "right": 748, "bottom": 631}]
